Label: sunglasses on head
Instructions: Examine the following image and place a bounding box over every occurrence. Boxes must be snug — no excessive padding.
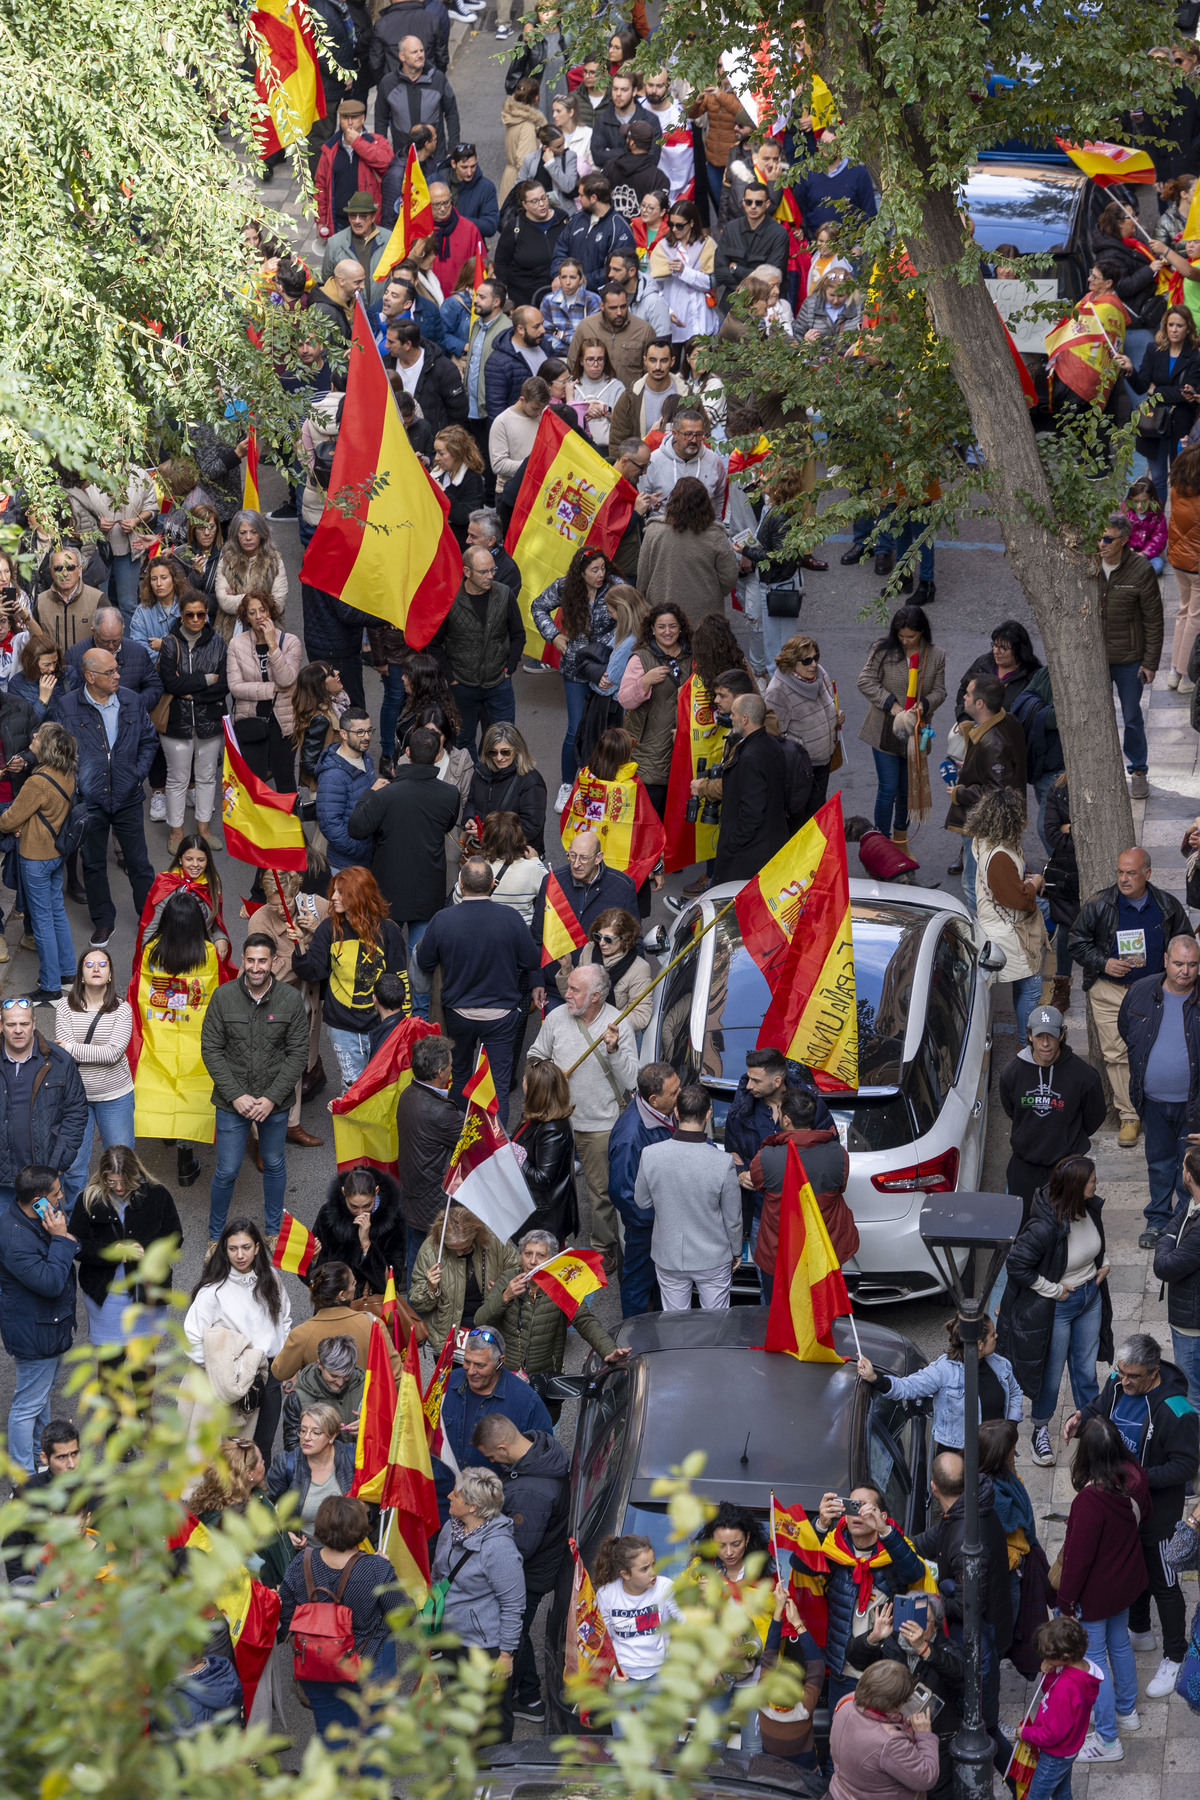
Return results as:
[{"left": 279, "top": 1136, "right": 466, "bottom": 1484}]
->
[
  {"left": 2, "top": 997, "right": 32, "bottom": 1010},
  {"left": 466, "top": 1327, "right": 502, "bottom": 1347},
  {"left": 452, "top": 143, "right": 476, "bottom": 159}
]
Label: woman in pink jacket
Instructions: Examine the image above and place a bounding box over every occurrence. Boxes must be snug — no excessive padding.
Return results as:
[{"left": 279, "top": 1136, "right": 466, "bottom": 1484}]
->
[
  {"left": 827, "top": 1660, "right": 940, "bottom": 1800},
  {"left": 226, "top": 590, "right": 302, "bottom": 793}
]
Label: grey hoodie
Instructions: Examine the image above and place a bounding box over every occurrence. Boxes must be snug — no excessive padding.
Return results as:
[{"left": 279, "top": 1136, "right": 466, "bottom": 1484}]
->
[{"left": 432, "top": 1511, "right": 527, "bottom": 1652}]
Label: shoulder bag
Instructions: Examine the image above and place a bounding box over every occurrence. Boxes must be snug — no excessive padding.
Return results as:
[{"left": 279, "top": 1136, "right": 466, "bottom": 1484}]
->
[
  {"left": 419, "top": 1547, "right": 472, "bottom": 1634},
  {"left": 291, "top": 1547, "right": 363, "bottom": 1682}
]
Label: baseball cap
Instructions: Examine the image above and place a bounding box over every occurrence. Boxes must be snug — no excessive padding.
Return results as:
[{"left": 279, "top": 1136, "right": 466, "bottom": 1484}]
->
[
  {"left": 345, "top": 191, "right": 378, "bottom": 215},
  {"left": 626, "top": 118, "right": 657, "bottom": 149},
  {"left": 1028, "top": 1006, "right": 1064, "bottom": 1036}
]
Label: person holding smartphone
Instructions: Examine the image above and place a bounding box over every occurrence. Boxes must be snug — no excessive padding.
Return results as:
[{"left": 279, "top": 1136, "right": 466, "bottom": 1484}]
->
[
  {"left": 827, "top": 1658, "right": 939, "bottom": 1800},
  {"left": 0, "top": 1164, "right": 79, "bottom": 1475},
  {"left": 845, "top": 1593, "right": 963, "bottom": 1800}
]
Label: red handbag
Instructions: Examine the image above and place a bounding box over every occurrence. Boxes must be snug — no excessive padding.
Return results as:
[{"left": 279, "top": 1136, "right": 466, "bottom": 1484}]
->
[{"left": 290, "top": 1548, "right": 362, "bottom": 1682}]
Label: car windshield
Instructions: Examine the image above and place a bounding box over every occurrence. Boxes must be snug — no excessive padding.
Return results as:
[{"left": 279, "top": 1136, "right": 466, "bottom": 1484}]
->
[{"left": 963, "top": 165, "right": 1081, "bottom": 253}]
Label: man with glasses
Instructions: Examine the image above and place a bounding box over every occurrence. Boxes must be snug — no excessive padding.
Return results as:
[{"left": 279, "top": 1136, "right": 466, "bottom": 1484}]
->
[
  {"left": 0, "top": 1000, "right": 86, "bottom": 1214},
  {"left": 467, "top": 508, "right": 523, "bottom": 606},
  {"left": 714, "top": 182, "right": 790, "bottom": 300},
  {"left": 641, "top": 407, "right": 727, "bottom": 512},
  {"left": 319, "top": 191, "right": 392, "bottom": 309},
  {"left": 1096, "top": 511, "right": 1162, "bottom": 802},
  {"left": 315, "top": 708, "right": 377, "bottom": 873},
  {"left": 608, "top": 438, "right": 660, "bottom": 580},
  {"left": 436, "top": 142, "right": 499, "bottom": 237},
  {"left": 430, "top": 546, "right": 524, "bottom": 750},
  {"left": 35, "top": 550, "right": 105, "bottom": 654},
  {"left": 65, "top": 607, "right": 161, "bottom": 714},
  {"left": 51, "top": 647, "right": 158, "bottom": 949},
  {"left": 425, "top": 180, "right": 485, "bottom": 298},
  {"left": 435, "top": 1327, "right": 553, "bottom": 1515}
]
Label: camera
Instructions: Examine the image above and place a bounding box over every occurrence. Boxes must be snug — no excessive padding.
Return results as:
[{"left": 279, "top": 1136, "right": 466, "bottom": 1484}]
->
[
  {"left": 700, "top": 791, "right": 721, "bottom": 826},
  {"left": 684, "top": 757, "right": 707, "bottom": 823}
]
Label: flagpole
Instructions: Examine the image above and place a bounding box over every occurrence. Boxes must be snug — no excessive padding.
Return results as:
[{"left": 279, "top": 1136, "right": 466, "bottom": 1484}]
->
[
  {"left": 270, "top": 868, "right": 295, "bottom": 929},
  {"left": 436, "top": 1205, "right": 451, "bottom": 1267},
  {"left": 563, "top": 896, "right": 740, "bottom": 1077},
  {"left": 848, "top": 1307, "right": 863, "bottom": 1361}
]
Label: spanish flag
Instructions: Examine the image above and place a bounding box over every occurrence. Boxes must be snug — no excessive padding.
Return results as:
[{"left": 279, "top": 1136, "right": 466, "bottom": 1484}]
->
[
  {"left": 423, "top": 1333, "right": 459, "bottom": 1475},
  {"left": 169, "top": 1514, "right": 282, "bottom": 1718},
  {"left": 504, "top": 409, "right": 636, "bottom": 657},
  {"left": 663, "top": 676, "right": 729, "bottom": 873},
  {"left": 351, "top": 1318, "right": 399, "bottom": 1502},
  {"left": 734, "top": 793, "right": 857, "bottom": 1090},
  {"left": 128, "top": 938, "right": 228, "bottom": 1143},
  {"left": 541, "top": 870, "right": 587, "bottom": 967},
  {"left": 529, "top": 1246, "right": 607, "bottom": 1320},
  {"left": 273, "top": 1209, "right": 316, "bottom": 1277},
  {"left": 247, "top": 0, "right": 325, "bottom": 159},
  {"left": 561, "top": 760, "right": 666, "bottom": 888},
  {"left": 1044, "top": 292, "right": 1130, "bottom": 405},
  {"left": 379, "top": 1330, "right": 441, "bottom": 1603},
  {"left": 243, "top": 425, "right": 260, "bottom": 512},
  {"left": 221, "top": 718, "right": 307, "bottom": 871},
  {"left": 770, "top": 1491, "right": 828, "bottom": 1644},
  {"left": 462, "top": 1045, "right": 500, "bottom": 1116},
  {"left": 1055, "top": 137, "right": 1155, "bottom": 187},
  {"left": 381, "top": 1265, "right": 399, "bottom": 1348},
  {"left": 299, "top": 298, "right": 460, "bottom": 649},
  {"left": 445, "top": 1049, "right": 535, "bottom": 1243},
  {"left": 331, "top": 1017, "right": 442, "bottom": 1174},
  {"left": 564, "top": 1536, "right": 621, "bottom": 1701},
  {"left": 377, "top": 146, "right": 436, "bottom": 281},
  {"left": 761, "top": 1141, "right": 850, "bottom": 1364}
]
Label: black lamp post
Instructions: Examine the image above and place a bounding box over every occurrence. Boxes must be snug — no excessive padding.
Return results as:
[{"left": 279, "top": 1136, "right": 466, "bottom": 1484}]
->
[{"left": 918, "top": 1192, "right": 1023, "bottom": 1800}]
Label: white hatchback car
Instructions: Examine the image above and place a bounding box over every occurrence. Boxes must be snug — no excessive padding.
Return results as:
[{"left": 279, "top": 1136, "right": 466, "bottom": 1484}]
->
[{"left": 642, "top": 879, "right": 1001, "bottom": 1304}]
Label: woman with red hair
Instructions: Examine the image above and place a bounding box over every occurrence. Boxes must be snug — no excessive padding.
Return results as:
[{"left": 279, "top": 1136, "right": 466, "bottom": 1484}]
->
[{"left": 290, "top": 866, "right": 410, "bottom": 1088}]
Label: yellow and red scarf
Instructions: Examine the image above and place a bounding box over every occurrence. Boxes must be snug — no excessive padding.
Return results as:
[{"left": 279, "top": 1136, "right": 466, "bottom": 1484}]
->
[{"left": 823, "top": 1517, "right": 938, "bottom": 1613}]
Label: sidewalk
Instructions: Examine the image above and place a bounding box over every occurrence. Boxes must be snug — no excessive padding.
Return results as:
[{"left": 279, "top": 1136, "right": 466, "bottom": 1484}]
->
[{"left": 995, "top": 580, "right": 1199, "bottom": 1796}]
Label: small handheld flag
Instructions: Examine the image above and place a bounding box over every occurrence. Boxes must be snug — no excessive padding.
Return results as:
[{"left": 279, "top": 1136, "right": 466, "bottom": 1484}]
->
[
  {"left": 331, "top": 1016, "right": 441, "bottom": 1174},
  {"left": 541, "top": 870, "right": 587, "bottom": 967},
  {"left": 243, "top": 425, "right": 260, "bottom": 512},
  {"left": 272, "top": 1210, "right": 316, "bottom": 1277},
  {"left": 221, "top": 719, "right": 307, "bottom": 871},
  {"left": 377, "top": 146, "right": 435, "bottom": 280},
  {"left": 564, "top": 1536, "right": 620, "bottom": 1703},
  {"left": 529, "top": 1247, "right": 607, "bottom": 1321},
  {"left": 445, "top": 1049, "right": 534, "bottom": 1243}
]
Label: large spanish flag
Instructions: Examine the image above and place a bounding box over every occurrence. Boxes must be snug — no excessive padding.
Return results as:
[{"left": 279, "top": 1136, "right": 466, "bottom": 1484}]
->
[
  {"left": 171, "top": 1516, "right": 281, "bottom": 1716},
  {"left": 542, "top": 869, "right": 587, "bottom": 966},
  {"left": 379, "top": 1330, "right": 441, "bottom": 1604},
  {"left": 561, "top": 760, "right": 666, "bottom": 888},
  {"left": 734, "top": 793, "right": 857, "bottom": 1090},
  {"left": 663, "top": 676, "right": 728, "bottom": 873},
  {"left": 247, "top": 0, "right": 325, "bottom": 159},
  {"left": 761, "top": 1141, "right": 850, "bottom": 1363},
  {"left": 299, "top": 297, "right": 460, "bottom": 649},
  {"left": 1055, "top": 138, "right": 1155, "bottom": 187},
  {"left": 377, "top": 146, "right": 435, "bottom": 281},
  {"left": 564, "top": 1536, "right": 621, "bottom": 1699},
  {"left": 128, "top": 939, "right": 229, "bottom": 1143},
  {"left": 331, "top": 1017, "right": 441, "bottom": 1174},
  {"left": 221, "top": 718, "right": 307, "bottom": 871},
  {"left": 1044, "top": 293, "right": 1129, "bottom": 404},
  {"left": 351, "top": 1318, "right": 399, "bottom": 1502},
  {"left": 504, "top": 409, "right": 636, "bottom": 656}
]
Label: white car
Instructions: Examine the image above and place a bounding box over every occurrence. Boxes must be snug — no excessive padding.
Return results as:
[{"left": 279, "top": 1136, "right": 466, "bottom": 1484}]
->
[{"left": 642, "top": 879, "right": 1001, "bottom": 1304}]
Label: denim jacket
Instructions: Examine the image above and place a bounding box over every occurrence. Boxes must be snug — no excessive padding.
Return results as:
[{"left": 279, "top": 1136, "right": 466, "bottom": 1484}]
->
[{"left": 873, "top": 1351, "right": 1023, "bottom": 1449}]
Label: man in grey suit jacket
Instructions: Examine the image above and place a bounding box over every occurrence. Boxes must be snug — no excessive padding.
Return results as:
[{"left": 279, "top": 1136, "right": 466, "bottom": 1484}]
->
[{"left": 634, "top": 1082, "right": 741, "bottom": 1311}]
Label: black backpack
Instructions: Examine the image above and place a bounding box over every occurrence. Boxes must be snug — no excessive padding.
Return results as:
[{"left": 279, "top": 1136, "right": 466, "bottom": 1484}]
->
[{"left": 33, "top": 769, "right": 88, "bottom": 859}]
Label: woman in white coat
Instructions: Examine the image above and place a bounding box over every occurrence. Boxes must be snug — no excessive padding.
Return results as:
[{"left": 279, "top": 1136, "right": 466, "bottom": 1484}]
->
[{"left": 183, "top": 1218, "right": 292, "bottom": 1461}]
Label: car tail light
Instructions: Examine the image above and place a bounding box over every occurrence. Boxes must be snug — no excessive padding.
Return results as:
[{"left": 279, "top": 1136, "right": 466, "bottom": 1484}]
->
[{"left": 871, "top": 1148, "right": 959, "bottom": 1194}]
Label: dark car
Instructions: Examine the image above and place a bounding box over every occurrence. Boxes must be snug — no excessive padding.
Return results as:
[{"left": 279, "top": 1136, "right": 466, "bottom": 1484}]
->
[
  {"left": 478, "top": 1738, "right": 826, "bottom": 1799},
  {"left": 544, "top": 1307, "right": 931, "bottom": 1732}
]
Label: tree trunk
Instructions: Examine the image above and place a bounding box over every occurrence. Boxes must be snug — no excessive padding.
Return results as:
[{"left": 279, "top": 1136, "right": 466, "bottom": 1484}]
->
[{"left": 905, "top": 183, "right": 1135, "bottom": 907}]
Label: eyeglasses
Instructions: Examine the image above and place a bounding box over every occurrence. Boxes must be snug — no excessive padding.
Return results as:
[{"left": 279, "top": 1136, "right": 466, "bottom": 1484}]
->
[
  {"left": 1099, "top": 533, "right": 1121, "bottom": 544},
  {"left": 2, "top": 997, "right": 32, "bottom": 1010},
  {"left": 798, "top": 654, "right": 819, "bottom": 666},
  {"left": 51, "top": 562, "right": 78, "bottom": 575}
]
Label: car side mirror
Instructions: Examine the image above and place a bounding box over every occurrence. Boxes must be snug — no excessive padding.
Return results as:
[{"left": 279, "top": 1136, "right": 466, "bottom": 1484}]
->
[{"left": 979, "top": 940, "right": 1007, "bottom": 974}]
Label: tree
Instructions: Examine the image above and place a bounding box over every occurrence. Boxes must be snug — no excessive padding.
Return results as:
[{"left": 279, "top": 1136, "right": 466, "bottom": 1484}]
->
[{"left": 615, "top": 0, "right": 1186, "bottom": 908}]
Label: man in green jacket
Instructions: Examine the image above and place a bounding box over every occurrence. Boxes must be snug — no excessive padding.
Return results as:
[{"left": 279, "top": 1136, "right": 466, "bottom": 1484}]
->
[
  {"left": 1098, "top": 512, "right": 1163, "bottom": 802},
  {"left": 200, "top": 933, "right": 310, "bottom": 1252}
]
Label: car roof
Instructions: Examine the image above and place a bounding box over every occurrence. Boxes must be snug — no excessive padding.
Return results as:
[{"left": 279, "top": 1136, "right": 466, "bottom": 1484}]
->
[{"left": 615, "top": 1308, "right": 920, "bottom": 1508}]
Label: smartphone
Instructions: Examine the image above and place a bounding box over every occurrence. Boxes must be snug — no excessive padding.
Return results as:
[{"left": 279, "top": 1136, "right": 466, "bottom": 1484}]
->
[
  {"left": 32, "top": 1198, "right": 56, "bottom": 1223},
  {"left": 841, "top": 1498, "right": 863, "bottom": 1516},
  {"left": 892, "top": 1595, "right": 929, "bottom": 1633},
  {"left": 901, "top": 1682, "right": 943, "bottom": 1723}
]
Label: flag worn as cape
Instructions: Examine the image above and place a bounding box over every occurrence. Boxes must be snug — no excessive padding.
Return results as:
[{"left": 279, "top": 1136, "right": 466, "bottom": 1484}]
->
[
  {"left": 561, "top": 759, "right": 666, "bottom": 888},
  {"left": 299, "top": 297, "right": 460, "bottom": 648},
  {"left": 247, "top": 0, "right": 325, "bottom": 158},
  {"left": 128, "top": 939, "right": 230, "bottom": 1143},
  {"left": 331, "top": 1017, "right": 442, "bottom": 1174},
  {"left": 221, "top": 718, "right": 307, "bottom": 871},
  {"left": 1044, "top": 293, "right": 1130, "bottom": 404},
  {"left": 663, "top": 675, "right": 729, "bottom": 872},
  {"left": 564, "top": 1535, "right": 621, "bottom": 1709},
  {"left": 759, "top": 1141, "right": 851, "bottom": 1363}
]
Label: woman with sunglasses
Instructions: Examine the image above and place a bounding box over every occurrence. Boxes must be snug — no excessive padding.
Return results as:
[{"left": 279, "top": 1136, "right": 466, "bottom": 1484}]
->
[
  {"left": 56, "top": 948, "right": 136, "bottom": 1204},
  {"left": 766, "top": 635, "right": 844, "bottom": 815},
  {"left": 463, "top": 722, "right": 548, "bottom": 855},
  {"left": 649, "top": 201, "right": 717, "bottom": 348},
  {"left": 569, "top": 907, "right": 654, "bottom": 1036},
  {"left": 410, "top": 1203, "right": 521, "bottom": 1355},
  {"left": 157, "top": 588, "right": 228, "bottom": 853}
]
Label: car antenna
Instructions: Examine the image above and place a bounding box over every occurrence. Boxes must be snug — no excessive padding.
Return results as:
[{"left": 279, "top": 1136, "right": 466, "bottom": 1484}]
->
[{"left": 740, "top": 1431, "right": 750, "bottom": 1466}]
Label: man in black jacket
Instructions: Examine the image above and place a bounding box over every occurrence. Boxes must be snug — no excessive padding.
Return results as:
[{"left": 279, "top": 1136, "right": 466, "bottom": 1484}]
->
[
  {"left": 348, "top": 726, "right": 461, "bottom": 1019},
  {"left": 370, "top": 0, "right": 448, "bottom": 78},
  {"left": 711, "top": 694, "right": 788, "bottom": 883},
  {"left": 589, "top": 73, "right": 658, "bottom": 167},
  {"left": 384, "top": 320, "right": 467, "bottom": 434},
  {"left": 1069, "top": 846, "right": 1194, "bottom": 1149},
  {"left": 474, "top": 1412, "right": 570, "bottom": 1724},
  {"left": 430, "top": 547, "right": 524, "bottom": 752},
  {"left": 395, "top": 1035, "right": 462, "bottom": 1284},
  {"left": 999, "top": 1004, "right": 1107, "bottom": 1218},
  {"left": 530, "top": 832, "right": 638, "bottom": 1011},
  {"left": 1065, "top": 1332, "right": 1200, "bottom": 1696},
  {"left": 713, "top": 183, "right": 790, "bottom": 299},
  {"left": 1119, "top": 934, "right": 1200, "bottom": 1248}
]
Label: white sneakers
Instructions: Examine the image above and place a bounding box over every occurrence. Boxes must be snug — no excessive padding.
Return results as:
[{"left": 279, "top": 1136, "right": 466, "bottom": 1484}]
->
[
  {"left": 1078, "top": 1731, "right": 1123, "bottom": 1761},
  {"left": 1116, "top": 1706, "right": 1140, "bottom": 1730},
  {"left": 149, "top": 792, "right": 166, "bottom": 822},
  {"left": 1146, "top": 1656, "right": 1182, "bottom": 1698},
  {"left": 554, "top": 781, "right": 572, "bottom": 813}
]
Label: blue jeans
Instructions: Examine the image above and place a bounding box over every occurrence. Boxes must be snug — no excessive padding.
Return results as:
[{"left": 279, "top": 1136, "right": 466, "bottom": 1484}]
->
[
  {"left": 208, "top": 1106, "right": 290, "bottom": 1239},
  {"left": 329, "top": 1027, "right": 371, "bottom": 1088},
  {"left": 452, "top": 677, "right": 516, "bottom": 755},
  {"left": 1109, "top": 660, "right": 1148, "bottom": 774},
  {"left": 444, "top": 1003, "right": 524, "bottom": 1128},
  {"left": 871, "top": 747, "right": 908, "bottom": 834},
  {"left": 878, "top": 513, "right": 935, "bottom": 582},
  {"left": 1026, "top": 1749, "right": 1075, "bottom": 1799},
  {"left": 302, "top": 1637, "right": 396, "bottom": 1759},
  {"left": 1172, "top": 1326, "right": 1200, "bottom": 1409},
  {"left": 20, "top": 855, "right": 76, "bottom": 993},
  {"left": 109, "top": 552, "right": 139, "bottom": 621},
  {"left": 1032, "top": 1278, "right": 1102, "bottom": 1425},
  {"left": 562, "top": 678, "right": 589, "bottom": 784},
  {"left": 404, "top": 919, "right": 431, "bottom": 1021},
  {"left": 63, "top": 1091, "right": 138, "bottom": 1206},
  {"left": 380, "top": 664, "right": 405, "bottom": 764},
  {"left": 1012, "top": 972, "right": 1044, "bottom": 1043},
  {"left": 1142, "top": 1096, "right": 1189, "bottom": 1230},
  {"left": 1084, "top": 1609, "right": 1137, "bottom": 1741},
  {"left": 9, "top": 1354, "right": 61, "bottom": 1474}
]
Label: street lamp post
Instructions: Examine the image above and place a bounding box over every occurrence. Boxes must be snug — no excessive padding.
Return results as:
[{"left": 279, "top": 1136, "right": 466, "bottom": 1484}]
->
[{"left": 918, "top": 1192, "right": 1023, "bottom": 1800}]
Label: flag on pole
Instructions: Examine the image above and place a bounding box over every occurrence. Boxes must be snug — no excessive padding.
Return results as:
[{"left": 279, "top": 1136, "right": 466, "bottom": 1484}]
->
[
  {"left": 331, "top": 1017, "right": 442, "bottom": 1174},
  {"left": 376, "top": 146, "right": 436, "bottom": 281},
  {"left": 663, "top": 676, "right": 729, "bottom": 872},
  {"left": 504, "top": 409, "right": 636, "bottom": 656},
  {"left": 381, "top": 1265, "right": 399, "bottom": 1350},
  {"left": 272, "top": 1210, "right": 316, "bottom": 1278},
  {"left": 734, "top": 792, "right": 857, "bottom": 1089},
  {"left": 1044, "top": 293, "right": 1130, "bottom": 404},
  {"left": 377, "top": 1331, "right": 441, "bottom": 1602},
  {"left": 1054, "top": 138, "right": 1155, "bottom": 187},
  {"left": 299, "top": 297, "right": 460, "bottom": 648},
  {"left": 529, "top": 1247, "right": 607, "bottom": 1320},
  {"left": 220, "top": 718, "right": 307, "bottom": 871},
  {"left": 243, "top": 425, "right": 261, "bottom": 512},
  {"left": 444, "top": 1049, "right": 535, "bottom": 1243},
  {"left": 541, "top": 870, "right": 587, "bottom": 967},
  {"left": 351, "top": 1319, "right": 399, "bottom": 1501},
  {"left": 247, "top": 0, "right": 325, "bottom": 158},
  {"left": 760, "top": 1141, "right": 851, "bottom": 1363},
  {"left": 560, "top": 759, "right": 666, "bottom": 888},
  {"left": 423, "top": 1334, "right": 459, "bottom": 1477},
  {"left": 564, "top": 1536, "right": 620, "bottom": 1717},
  {"left": 1004, "top": 1677, "right": 1046, "bottom": 1800}
]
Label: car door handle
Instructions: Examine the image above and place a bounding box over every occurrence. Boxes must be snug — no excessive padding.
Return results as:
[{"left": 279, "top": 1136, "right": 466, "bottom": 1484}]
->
[{"left": 972, "top": 1100, "right": 983, "bottom": 1119}]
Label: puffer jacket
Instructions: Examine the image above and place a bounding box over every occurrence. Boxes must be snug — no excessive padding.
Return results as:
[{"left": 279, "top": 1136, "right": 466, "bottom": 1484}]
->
[
  {"left": 476, "top": 1276, "right": 616, "bottom": 1374},
  {"left": 1119, "top": 971, "right": 1200, "bottom": 1128},
  {"left": 409, "top": 1228, "right": 521, "bottom": 1352},
  {"left": 530, "top": 578, "right": 616, "bottom": 684},
  {"left": 0, "top": 1034, "right": 88, "bottom": 1188},
  {"left": 225, "top": 628, "right": 303, "bottom": 738},
  {"left": 1098, "top": 546, "right": 1164, "bottom": 670},
  {"left": 281, "top": 1357, "right": 366, "bottom": 1452},
  {"left": 314, "top": 742, "right": 376, "bottom": 870},
  {"left": 764, "top": 665, "right": 839, "bottom": 766},
  {"left": 815, "top": 1516, "right": 927, "bottom": 1679},
  {"left": 311, "top": 1169, "right": 408, "bottom": 1297},
  {"left": 158, "top": 621, "right": 228, "bottom": 739},
  {"left": 0, "top": 1204, "right": 79, "bottom": 1361},
  {"left": 430, "top": 1512, "right": 527, "bottom": 1651},
  {"left": 997, "top": 1185, "right": 1114, "bottom": 1397}
]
